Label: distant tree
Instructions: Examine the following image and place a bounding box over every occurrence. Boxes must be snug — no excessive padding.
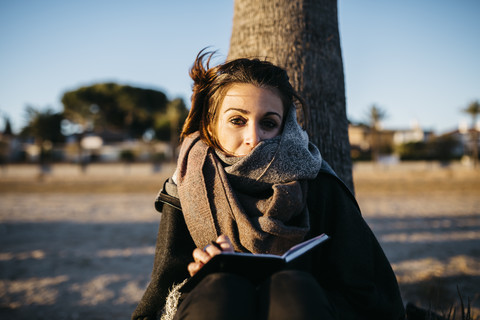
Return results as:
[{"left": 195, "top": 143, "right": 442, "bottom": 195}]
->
[
  {"left": 20, "top": 106, "right": 64, "bottom": 171},
  {"left": 21, "top": 106, "right": 64, "bottom": 144},
  {"left": 61, "top": 83, "right": 170, "bottom": 139},
  {"left": 153, "top": 99, "right": 186, "bottom": 139},
  {"left": 119, "top": 149, "right": 135, "bottom": 163},
  {"left": 168, "top": 98, "right": 188, "bottom": 154},
  {"left": 0, "top": 116, "right": 12, "bottom": 165},
  {"left": 430, "top": 135, "right": 459, "bottom": 161},
  {"left": 2, "top": 116, "right": 13, "bottom": 136},
  {"left": 366, "top": 104, "right": 387, "bottom": 129},
  {"left": 396, "top": 135, "right": 459, "bottom": 162},
  {"left": 365, "top": 104, "right": 387, "bottom": 162},
  {"left": 463, "top": 100, "right": 479, "bottom": 168},
  {"left": 395, "top": 141, "right": 427, "bottom": 161},
  {"left": 228, "top": 0, "right": 353, "bottom": 191}
]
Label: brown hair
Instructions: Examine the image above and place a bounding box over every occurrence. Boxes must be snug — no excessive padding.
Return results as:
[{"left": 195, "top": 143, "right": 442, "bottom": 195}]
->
[{"left": 180, "top": 49, "right": 306, "bottom": 150}]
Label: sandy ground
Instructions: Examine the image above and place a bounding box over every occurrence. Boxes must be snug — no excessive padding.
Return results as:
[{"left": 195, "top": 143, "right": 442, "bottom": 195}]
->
[{"left": 0, "top": 162, "right": 479, "bottom": 319}]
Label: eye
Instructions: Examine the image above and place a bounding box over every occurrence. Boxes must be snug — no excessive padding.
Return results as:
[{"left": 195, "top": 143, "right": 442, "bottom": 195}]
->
[
  {"left": 261, "top": 118, "right": 280, "bottom": 130},
  {"left": 229, "top": 116, "right": 246, "bottom": 126}
]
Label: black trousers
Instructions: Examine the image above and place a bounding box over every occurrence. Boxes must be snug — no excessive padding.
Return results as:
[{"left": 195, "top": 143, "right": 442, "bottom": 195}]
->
[{"left": 173, "top": 270, "right": 336, "bottom": 320}]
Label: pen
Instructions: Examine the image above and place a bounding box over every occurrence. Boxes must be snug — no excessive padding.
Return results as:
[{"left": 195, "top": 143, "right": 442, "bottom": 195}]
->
[{"left": 211, "top": 241, "right": 223, "bottom": 251}]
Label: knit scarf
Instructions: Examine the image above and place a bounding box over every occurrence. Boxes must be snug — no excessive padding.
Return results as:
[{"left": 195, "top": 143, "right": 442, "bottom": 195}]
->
[{"left": 176, "top": 107, "right": 322, "bottom": 255}]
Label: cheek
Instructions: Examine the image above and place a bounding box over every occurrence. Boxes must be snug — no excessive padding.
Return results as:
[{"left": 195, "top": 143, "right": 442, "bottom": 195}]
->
[
  {"left": 215, "top": 121, "right": 241, "bottom": 151},
  {"left": 218, "top": 128, "right": 243, "bottom": 149},
  {"left": 261, "top": 126, "right": 282, "bottom": 140},
  {"left": 269, "top": 127, "right": 282, "bottom": 139}
]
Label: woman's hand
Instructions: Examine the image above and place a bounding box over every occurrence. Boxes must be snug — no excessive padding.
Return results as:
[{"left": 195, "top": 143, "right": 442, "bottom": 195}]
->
[{"left": 187, "top": 234, "right": 234, "bottom": 277}]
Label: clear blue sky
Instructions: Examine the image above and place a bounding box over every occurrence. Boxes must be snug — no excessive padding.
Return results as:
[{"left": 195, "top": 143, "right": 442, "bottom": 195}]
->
[{"left": 1, "top": 0, "right": 479, "bottom": 134}]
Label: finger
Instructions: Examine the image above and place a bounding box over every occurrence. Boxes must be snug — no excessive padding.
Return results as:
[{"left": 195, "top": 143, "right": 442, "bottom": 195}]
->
[
  {"left": 216, "top": 234, "right": 234, "bottom": 252},
  {"left": 188, "top": 261, "right": 203, "bottom": 277},
  {"left": 204, "top": 243, "right": 222, "bottom": 257},
  {"left": 192, "top": 248, "right": 212, "bottom": 265}
]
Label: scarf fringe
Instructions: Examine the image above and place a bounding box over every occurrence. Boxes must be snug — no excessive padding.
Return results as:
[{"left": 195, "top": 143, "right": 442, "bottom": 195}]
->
[{"left": 160, "top": 279, "right": 188, "bottom": 320}]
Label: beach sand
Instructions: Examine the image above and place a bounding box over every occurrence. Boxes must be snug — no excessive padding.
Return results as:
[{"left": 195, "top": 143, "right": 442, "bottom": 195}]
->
[{"left": 0, "top": 162, "right": 479, "bottom": 319}]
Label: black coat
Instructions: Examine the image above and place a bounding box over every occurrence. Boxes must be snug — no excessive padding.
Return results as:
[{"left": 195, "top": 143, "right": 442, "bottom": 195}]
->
[{"left": 132, "top": 165, "right": 405, "bottom": 320}]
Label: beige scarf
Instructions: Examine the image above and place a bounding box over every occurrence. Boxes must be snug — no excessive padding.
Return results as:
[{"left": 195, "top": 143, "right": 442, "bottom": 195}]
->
[{"left": 176, "top": 108, "right": 322, "bottom": 255}]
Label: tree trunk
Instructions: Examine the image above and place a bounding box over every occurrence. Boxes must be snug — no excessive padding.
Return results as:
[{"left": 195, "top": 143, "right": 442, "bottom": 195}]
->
[{"left": 228, "top": 0, "right": 353, "bottom": 192}]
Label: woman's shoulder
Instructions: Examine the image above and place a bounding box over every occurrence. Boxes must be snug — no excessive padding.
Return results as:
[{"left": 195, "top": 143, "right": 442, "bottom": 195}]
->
[
  {"left": 155, "top": 178, "right": 182, "bottom": 213},
  {"left": 310, "top": 161, "right": 349, "bottom": 191},
  {"left": 308, "top": 161, "right": 360, "bottom": 211},
  {"left": 317, "top": 160, "right": 338, "bottom": 177}
]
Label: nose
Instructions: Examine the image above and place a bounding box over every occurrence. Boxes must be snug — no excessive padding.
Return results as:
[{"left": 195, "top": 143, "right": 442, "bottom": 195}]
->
[{"left": 244, "top": 124, "right": 262, "bottom": 148}]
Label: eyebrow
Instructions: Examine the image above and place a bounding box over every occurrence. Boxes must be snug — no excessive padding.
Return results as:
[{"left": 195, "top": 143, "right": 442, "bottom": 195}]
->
[{"left": 223, "top": 108, "right": 282, "bottom": 119}]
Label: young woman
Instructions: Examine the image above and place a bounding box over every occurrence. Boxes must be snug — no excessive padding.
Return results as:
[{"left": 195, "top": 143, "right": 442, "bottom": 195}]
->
[{"left": 132, "top": 50, "right": 405, "bottom": 320}]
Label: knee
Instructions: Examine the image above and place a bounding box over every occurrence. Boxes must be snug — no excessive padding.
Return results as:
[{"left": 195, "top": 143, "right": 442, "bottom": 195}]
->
[
  {"left": 264, "top": 270, "right": 336, "bottom": 320},
  {"left": 177, "top": 273, "right": 256, "bottom": 320},
  {"left": 269, "top": 270, "right": 329, "bottom": 301}
]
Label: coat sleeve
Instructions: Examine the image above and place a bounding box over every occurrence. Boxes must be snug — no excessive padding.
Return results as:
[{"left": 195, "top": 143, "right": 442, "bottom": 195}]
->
[
  {"left": 131, "top": 191, "right": 195, "bottom": 320},
  {"left": 308, "top": 173, "right": 405, "bottom": 320}
]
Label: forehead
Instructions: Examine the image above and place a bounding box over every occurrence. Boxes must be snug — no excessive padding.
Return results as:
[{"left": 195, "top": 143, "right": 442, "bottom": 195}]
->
[
  {"left": 224, "top": 83, "right": 279, "bottom": 95},
  {"left": 220, "top": 83, "right": 284, "bottom": 108}
]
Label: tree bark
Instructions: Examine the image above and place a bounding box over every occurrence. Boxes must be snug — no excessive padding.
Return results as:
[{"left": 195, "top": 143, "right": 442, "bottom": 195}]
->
[{"left": 228, "top": 0, "right": 353, "bottom": 192}]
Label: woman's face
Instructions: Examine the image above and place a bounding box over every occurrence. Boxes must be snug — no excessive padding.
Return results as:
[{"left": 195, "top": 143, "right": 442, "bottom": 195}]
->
[{"left": 212, "top": 83, "right": 284, "bottom": 157}]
